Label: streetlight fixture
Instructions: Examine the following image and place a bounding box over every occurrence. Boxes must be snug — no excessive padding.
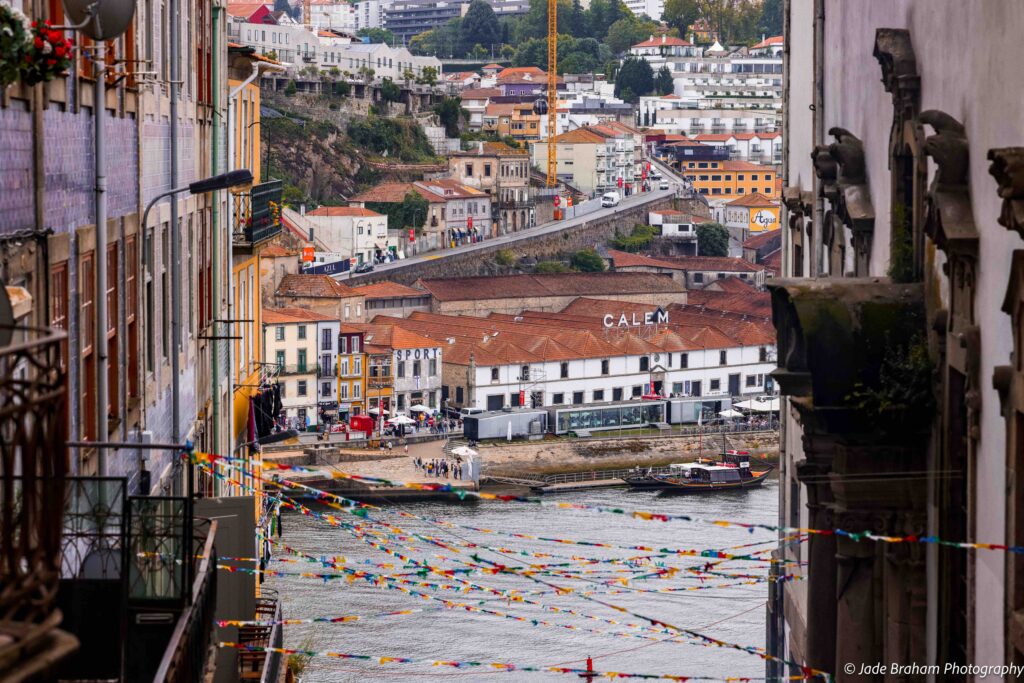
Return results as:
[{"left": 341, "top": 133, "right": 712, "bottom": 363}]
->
[{"left": 140, "top": 169, "right": 253, "bottom": 493}]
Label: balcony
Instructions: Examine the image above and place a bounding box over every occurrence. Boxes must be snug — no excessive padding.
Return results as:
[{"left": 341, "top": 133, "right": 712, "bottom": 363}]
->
[
  {"left": 236, "top": 593, "right": 284, "bottom": 682},
  {"left": 317, "top": 363, "right": 338, "bottom": 378},
  {"left": 275, "top": 363, "right": 312, "bottom": 375},
  {"left": 233, "top": 180, "right": 284, "bottom": 248}
]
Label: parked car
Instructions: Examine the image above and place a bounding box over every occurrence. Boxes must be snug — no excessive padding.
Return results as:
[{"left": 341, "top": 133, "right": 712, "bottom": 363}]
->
[
  {"left": 460, "top": 407, "right": 485, "bottom": 417},
  {"left": 649, "top": 170, "right": 663, "bottom": 180},
  {"left": 659, "top": 180, "right": 670, "bottom": 190},
  {"left": 600, "top": 192, "right": 621, "bottom": 208},
  {"left": 354, "top": 262, "right": 374, "bottom": 274}
]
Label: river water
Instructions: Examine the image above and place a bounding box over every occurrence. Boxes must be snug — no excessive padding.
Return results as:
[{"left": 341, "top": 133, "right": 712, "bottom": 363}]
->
[{"left": 265, "top": 480, "right": 778, "bottom": 682}]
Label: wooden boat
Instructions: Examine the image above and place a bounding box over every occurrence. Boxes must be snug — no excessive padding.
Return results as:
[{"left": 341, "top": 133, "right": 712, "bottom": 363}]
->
[{"left": 625, "top": 451, "right": 773, "bottom": 492}]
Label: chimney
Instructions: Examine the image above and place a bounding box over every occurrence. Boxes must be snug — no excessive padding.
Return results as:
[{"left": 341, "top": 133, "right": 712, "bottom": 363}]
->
[
  {"left": 690, "top": 32, "right": 695, "bottom": 44},
  {"left": 300, "top": 203, "right": 307, "bottom": 215},
  {"left": 761, "top": 33, "right": 766, "bottom": 43},
  {"left": 477, "top": 141, "right": 484, "bottom": 153}
]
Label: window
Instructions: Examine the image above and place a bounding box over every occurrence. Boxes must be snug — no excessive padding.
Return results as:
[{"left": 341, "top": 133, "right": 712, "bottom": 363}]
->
[
  {"left": 746, "top": 375, "right": 756, "bottom": 387},
  {"left": 737, "top": 174, "right": 745, "bottom": 181},
  {"left": 719, "top": 350, "right": 727, "bottom": 366},
  {"left": 456, "top": 386, "right": 464, "bottom": 403},
  {"left": 50, "top": 262, "right": 69, "bottom": 372},
  {"left": 672, "top": 382, "right": 683, "bottom": 394},
  {"left": 759, "top": 346, "right": 768, "bottom": 362},
  {"left": 322, "top": 381, "right": 332, "bottom": 396},
  {"left": 344, "top": 304, "right": 351, "bottom": 319},
  {"left": 429, "top": 358, "right": 437, "bottom": 376},
  {"left": 593, "top": 389, "right": 604, "bottom": 402},
  {"left": 352, "top": 336, "right": 360, "bottom": 353},
  {"left": 297, "top": 380, "right": 307, "bottom": 396},
  {"left": 340, "top": 336, "right": 348, "bottom": 354},
  {"left": 711, "top": 175, "right": 721, "bottom": 181},
  {"left": 340, "top": 359, "right": 349, "bottom": 376},
  {"left": 276, "top": 350, "right": 285, "bottom": 368},
  {"left": 750, "top": 174, "right": 758, "bottom": 181},
  {"left": 694, "top": 273, "right": 704, "bottom": 284},
  {"left": 572, "top": 391, "right": 584, "bottom": 405},
  {"left": 465, "top": 163, "right": 473, "bottom": 176},
  {"left": 354, "top": 357, "right": 361, "bottom": 375},
  {"left": 397, "top": 361, "right": 405, "bottom": 378},
  {"left": 710, "top": 379, "right": 721, "bottom": 391},
  {"left": 698, "top": 162, "right": 708, "bottom": 168},
  {"left": 280, "top": 382, "right": 286, "bottom": 398},
  {"left": 413, "top": 360, "right": 421, "bottom": 377},
  {"left": 352, "top": 383, "right": 361, "bottom": 398},
  {"left": 601, "top": 359, "right": 609, "bottom": 375},
  {"left": 680, "top": 353, "right": 688, "bottom": 368},
  {"left": 560, "top": 362, "right": 569, "bottom": 379},
  {"left": 298, "top": 325, "right": 307, "bottom": 340},
  {"left": 631, "top": 385, "right": 643, "bottom": 397},
  {"left": 764, "top": 188, "right": 772, "bottom": 194},
  {"left": 612, "top": 387, "right": 623, "bottom": 401},
  {"left": 322, "top": 328, "right": 332, "bottom": 350},
  {"left": 640, "top": 357, "right": 650, "bottom": 371},
  {"left": 340, "top": 383, "right": 348, "bottom": 399},
  {"left": 520, "top": 365, "right": 530, "bottom": 381},
  {"left": 491, "top": 367, "right": 499, "bottom": 381},
  {"left": 552, "top": 393, "right": 564, "bottom": 405},
  {"left": 81, "top": 252, "right": 96, "bottom": 440},
  {"left": 275, "top": 326, "right": 285, "bottom": 341},
  {"left": 483, "top": 163, "right": 491, "bottom": 177},
  {"left": 297, "top": 349, "right": 307, "bottom": 371}
]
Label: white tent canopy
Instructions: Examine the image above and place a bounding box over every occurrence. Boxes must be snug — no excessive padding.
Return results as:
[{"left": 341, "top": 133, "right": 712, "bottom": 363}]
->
[
  {"left": 718, "top": 409, "right": 744, "bottom": 418},
  {"left": 451, "top": 445, "right": 477, "bottom": 458},
  {"left": 387, "top": 415, "right": 415, "bottom": 425},
  {"left": 368, "top": 407, "right": 391, "bottom": 416},
  {"left": 734, "top": 398, "right": 780, "bottom": 413},
  {"left": 408, "top": 405, "right": 432, "bottom": 413}
]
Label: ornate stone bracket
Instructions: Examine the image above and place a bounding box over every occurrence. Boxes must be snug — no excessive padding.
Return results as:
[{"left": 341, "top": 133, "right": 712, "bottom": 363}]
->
[
  {"left": 873, "top": 29, "right": 921, "bottom": 162},
  {"left": 825, "top": 128, "right": 875, "bottom": 274},
  {"left": 812, "top": 145, "right": 839, "bottom": 204},
  {"left": 989, "top": 147, "right": 1024, "bottom": 240},
  {"left": 921, "top": 111, "right": 977, "bottom": 251}
]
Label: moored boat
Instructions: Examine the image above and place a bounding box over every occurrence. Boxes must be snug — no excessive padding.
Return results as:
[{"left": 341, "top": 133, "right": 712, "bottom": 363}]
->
[{"left": 624, "top": 451, "right": 773, "bottom": 492}]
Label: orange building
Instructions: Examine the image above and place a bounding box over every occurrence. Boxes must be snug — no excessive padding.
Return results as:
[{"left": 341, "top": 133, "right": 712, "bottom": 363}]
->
[{"left": 681, "top": 160, "right": 778, "bottom": 199}]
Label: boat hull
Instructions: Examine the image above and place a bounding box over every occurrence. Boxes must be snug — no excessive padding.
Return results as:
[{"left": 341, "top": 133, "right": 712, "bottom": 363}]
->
[{"left": 656, "top": 470, "right": 771, "bottom": 494}]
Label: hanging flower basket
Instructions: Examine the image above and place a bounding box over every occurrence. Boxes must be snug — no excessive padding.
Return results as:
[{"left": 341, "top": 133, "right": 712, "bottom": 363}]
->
[
  {"left": 0, "top": 6, "right": 72, "bottom": 87},
  {"left": 21, "top": 20, "right": 73, "bottom": 85}
]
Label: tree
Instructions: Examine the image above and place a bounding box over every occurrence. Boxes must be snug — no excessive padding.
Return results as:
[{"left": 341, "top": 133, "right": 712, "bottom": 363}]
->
[
  {"left": 535, "top": 261, "right": 571, "bottom": 273},
  {"left": 434, "top": 96, "right": 466, "bottom": 137},
  {"left": 614, "top": 56, "right": 654, "bottom": 102},
  {"left": 696, "top": 222, "right": 729, "bottom": 256},
  {"left": 470, "top": 43, "right": 490, "bottom": 60},
  {"left": 494, "top": 249, "right": 517, "bottom": 266},
  {"left": 416, "top": 66, "right": 438, "bottom": 86},
  {"left": 757, "top": 0, "right": 783, "bottom": 38},
  {"left": 380, "top": 78, "right": 402, "bottom": 103},
  {"left": 357, "top": 27, "right": 396, "bottom": 45},
  {"left": 655, "top": 65, "right": 674, "bottom": 95},
  {"left": 459, "top": 0, "right": 500, "bottom": 56},
  {"left": 284, "top": 80, "right": 297, "bottom": 96},
  {"left": 662, "top": 0, "right": 699, "bottom": 38},
  {"left": 368, "top": 191, "right": 430, "bottom": 232},
  {"left": 604, "top": 17, "right": 646, "bottom": 54},
  {"left": 571, "top": 248, "right": 606, "bottom": 272}
]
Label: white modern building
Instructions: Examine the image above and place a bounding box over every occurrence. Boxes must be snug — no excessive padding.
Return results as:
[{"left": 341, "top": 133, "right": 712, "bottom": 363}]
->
[
  {"left": 373, "top": 303, "right": 776, "bottom": 411},
  {"left": 355, "top": 0, "right": 387, "bottom": 30},
  {"left": 316, "top": 318, "right": 341, "bottom": 422},
  {"left": 303, "top": 207, "right": 393, "bottom": 265}
]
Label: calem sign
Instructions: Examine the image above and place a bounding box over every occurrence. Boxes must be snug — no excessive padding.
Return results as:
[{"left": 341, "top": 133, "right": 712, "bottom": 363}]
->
[{"left": 602, "top": 307, "right": 669, "bottom": 328}]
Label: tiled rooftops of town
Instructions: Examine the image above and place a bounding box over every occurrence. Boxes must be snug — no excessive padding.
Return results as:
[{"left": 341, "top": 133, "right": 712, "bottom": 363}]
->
[
  {"left": 702, "top": 276, "right": 757, "bottom": 293},
  {"left": 726, "top": 192, "right": 778, "bottom": 208},
  {"left": 348, "top": 281, "right": 426, "bottom": 299},
  {"left": 275, "top": 273, "right": 356, "bottom": 298},
  {"left": 742, "top": 228, "right": 782, "bottom": 249},
  {"left": 416, "top": 272, "right": 686, "bottom": 302},
  {"left": 263, "top": 307, "right": 338, "bottom": 324},
  {"left": 306, "top": 206, "right": 383, "bottom": 217},
  {"left": 607, "top": 250, "right": 763, "bottom": 273}
]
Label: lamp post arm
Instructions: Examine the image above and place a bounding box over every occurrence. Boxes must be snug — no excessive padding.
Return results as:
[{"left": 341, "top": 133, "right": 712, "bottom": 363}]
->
[{"left": 141, "top": 186, "right": 191, "bottom": 235}]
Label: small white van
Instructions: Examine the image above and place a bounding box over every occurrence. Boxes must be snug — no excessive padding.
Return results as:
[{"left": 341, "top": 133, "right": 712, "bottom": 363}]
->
[{"left": 600, "top": 192, "right": 621, "bottom": 208}]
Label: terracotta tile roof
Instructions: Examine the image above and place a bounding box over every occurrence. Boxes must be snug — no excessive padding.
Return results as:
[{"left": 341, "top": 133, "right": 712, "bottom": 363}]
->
[
  {"left": 721, "top": 160, "right": 774, "bottom": 172},
  {"left": 752, "top": 35, "right": 784, "bottom": 49},
  {"left": 482, "top": 63, "right": 502, "bottom": 69},
  {"left": 549, "top": 128, "right": 607, "bottom": 144},
  {"left": 226, "top": 2, "right": 269, "bottom": 18},
  {"left": 607, "top": 249, "right": 680, "bottom": 270},
  {"left": 484, "top": 102, "right": 516, "bottom": 117},
  {"left": 665, "top": 139, "right": 711, "bottom": 147},
  {"left": 703, "top": 276, "right": 756, "bottom": 293},
  {"left": 263, "top": 307, "right": 338, "bottom": 324},
  {"left": 276, "top": 273, "right": 356, "bottom": 298},
  {"left": 695, "top": 133, "right": 735, "bottom": 142},
  {"left": 632, "top": 36, "right": 693, "bottom": 48},
  {"left": 460, "top": 87, "right": 502, "bottom": 99},
  {"left": 307, "top": 206, "right": 383, "bottom": 217},
  {"left": 343, "top": 323, "right": 441, "bottom": 350},
  {"left": 414, "top": 179, "right": 488, "bottom": 200},
  {"left": 656, "top": 256, "right": 763, "bottom": 273},
  {"left": 726, "top": 192, "right": 777, "bottom": 208},
  {"left": 349, "top": 281, "right": 426, "bottom": 299},
  {"left": 495, "top": 66, "right": 546, "bottom": 79},
  {"left": 682, "top": 291, "right": 773, "bottom": 319},
  {"left": 742, "top": 228, "right": 782, "bottom": 250},
  {"left": 350, "top": 182, "right": 445, "bottom": 205},
  {"left": 451, "top": 141, "right": 527, "bottom": 157},
  {"left": 260, "top": 244, "right": 296, "bottom": 257},
  {"left": 417, "top": 272, "right": 685, "bottom": 302},
  {"left": 763, "top": 249, "right": 782, "bottom": 272}
]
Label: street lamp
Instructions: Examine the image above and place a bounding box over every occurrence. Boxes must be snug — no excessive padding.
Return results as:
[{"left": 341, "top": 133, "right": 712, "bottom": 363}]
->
[{"left": 140, "top": 169, "right": 254, "bottom": 495}]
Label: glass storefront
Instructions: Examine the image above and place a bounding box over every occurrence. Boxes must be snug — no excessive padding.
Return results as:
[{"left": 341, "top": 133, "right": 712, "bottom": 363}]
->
[{"left": 554, "top": 401, "right": 666, "bottom": 434}]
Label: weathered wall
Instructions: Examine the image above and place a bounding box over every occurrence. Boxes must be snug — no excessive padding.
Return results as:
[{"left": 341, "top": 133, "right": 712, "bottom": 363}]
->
[{"left": 350, "top": 196, "right": 704, "bottom": 286}]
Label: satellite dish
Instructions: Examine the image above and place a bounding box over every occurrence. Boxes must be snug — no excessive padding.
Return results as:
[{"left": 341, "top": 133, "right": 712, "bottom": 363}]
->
[
  {"left": 0, "top": 282, "right": 13, "bottom": 348},
  {"left": 62, "top": 0, "right": 137, "bottom": 41},
  {"left": 532, "top": 98, "right": 548, "bottom": 116}
]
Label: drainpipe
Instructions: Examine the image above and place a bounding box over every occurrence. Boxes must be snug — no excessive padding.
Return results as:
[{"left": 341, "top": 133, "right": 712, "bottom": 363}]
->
[
  {"left": 212, "top": 3, "right": 221, "bottom": 469},
  {"left": 170, "top": 0, "right": 181, "bottom": 495},
  {"left": 811, "top": 0, "right": 825, "bottom": 277},
  {"left": 95, "top": 45, "right": 109, "bottom": 474}
]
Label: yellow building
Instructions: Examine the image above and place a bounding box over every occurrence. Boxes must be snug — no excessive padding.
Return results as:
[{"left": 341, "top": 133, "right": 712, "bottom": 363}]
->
[
  {"left": 338, "top": 326, "right": 367, "bottom": 420},
  {"left": 681, "top": 160, "right": 778, "bottom": 200}
]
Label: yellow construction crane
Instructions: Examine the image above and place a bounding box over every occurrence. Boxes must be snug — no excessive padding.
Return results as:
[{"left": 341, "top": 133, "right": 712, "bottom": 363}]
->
[{"left": 546, "top": 0, "right": 557, "bottom": 187}]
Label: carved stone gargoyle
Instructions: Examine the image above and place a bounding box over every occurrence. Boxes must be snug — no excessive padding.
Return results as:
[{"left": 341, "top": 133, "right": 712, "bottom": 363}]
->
[
  {"left": 873, "top": 28, "right": 918, "bottom": 100},
  {"left": 921, "top": 110, "right": 976, "bottom": 251},
  {"left": 812, "top": 145, "right": 839, "bottom": 203},
  {"left": 988, "top": 147, "right": 1024, "bottom": 240},
  {"left": 827, "top": 128, "right": 875, "bottom": 235}
]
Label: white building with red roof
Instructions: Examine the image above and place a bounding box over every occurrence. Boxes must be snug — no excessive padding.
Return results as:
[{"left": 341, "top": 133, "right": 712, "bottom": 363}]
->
[{"left": 304, "top": 206, "right": 394, "bottom": 266}]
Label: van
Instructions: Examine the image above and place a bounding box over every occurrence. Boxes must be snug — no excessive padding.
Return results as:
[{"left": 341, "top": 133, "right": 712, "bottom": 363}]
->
[
  {"left": 659, "top": 180, "right": 670, "bottom": 190},
  {"left": 460, "top": 407, "right": 485, "bottom": 417},
  {"left": 600, "top": 192, "right": 621, "bottom": 208}
]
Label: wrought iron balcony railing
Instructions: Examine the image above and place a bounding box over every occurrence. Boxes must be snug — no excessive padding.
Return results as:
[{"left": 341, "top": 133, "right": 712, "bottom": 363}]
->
[{"left": 233, "top": 180, "right": 284, "bottom": 246}]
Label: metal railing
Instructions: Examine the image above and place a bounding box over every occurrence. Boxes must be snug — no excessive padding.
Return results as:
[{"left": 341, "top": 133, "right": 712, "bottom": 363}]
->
[{"left": 152, "top": 520, "right": 218, "bottom": 683}]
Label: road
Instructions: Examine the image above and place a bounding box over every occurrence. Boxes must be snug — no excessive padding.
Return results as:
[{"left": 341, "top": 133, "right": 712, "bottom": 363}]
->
[{"left": 343, "top": 187, "right": 676, "bottom": 284}]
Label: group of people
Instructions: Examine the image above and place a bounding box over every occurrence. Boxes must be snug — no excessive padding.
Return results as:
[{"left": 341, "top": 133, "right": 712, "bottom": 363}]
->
[{"left": 413, "top": 456, "right": 464, "bottom": 480}]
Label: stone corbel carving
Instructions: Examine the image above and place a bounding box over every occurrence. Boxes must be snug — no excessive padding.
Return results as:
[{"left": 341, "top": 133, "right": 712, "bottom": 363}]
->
[
  {"left": 988, "top": 147, "right": 1024, "bottom": 240},
  {"left": 826, "top": 128, "right": 875, "bottom": 273},
  {"left": 874, "top": 28, "right": 921, "bottom": 160},
  {"left": 958, "top": 325, "right": 982, "bottom": 440},
  {"left": 921, "top": 111, "right": 977, "bottom": 251},
  {"left": 812, "top": 145, "right": 839, "bottom": 204}
]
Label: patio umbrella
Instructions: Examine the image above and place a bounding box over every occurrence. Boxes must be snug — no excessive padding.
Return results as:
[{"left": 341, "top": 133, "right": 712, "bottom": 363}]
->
[
  {"left": 718, "top": 409, "right": 744, "bottom": 418},
  {"left": 451, "top": 446, "right": 477, "bottom": 458},
  {"left": 408, "top": 405, "right": 432, "bottom": 413},
  {"left": 733, "top": 400, "right": 755, "bottom": 410},
  {"left": 368, "top": 407, "right": 390, "bottom": 416},
  {"left": 388, "top": 415, "right": 415, "bottom": 425},
  {"left": 750, "top": 398, "right": 781, "bottom": 412}
]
